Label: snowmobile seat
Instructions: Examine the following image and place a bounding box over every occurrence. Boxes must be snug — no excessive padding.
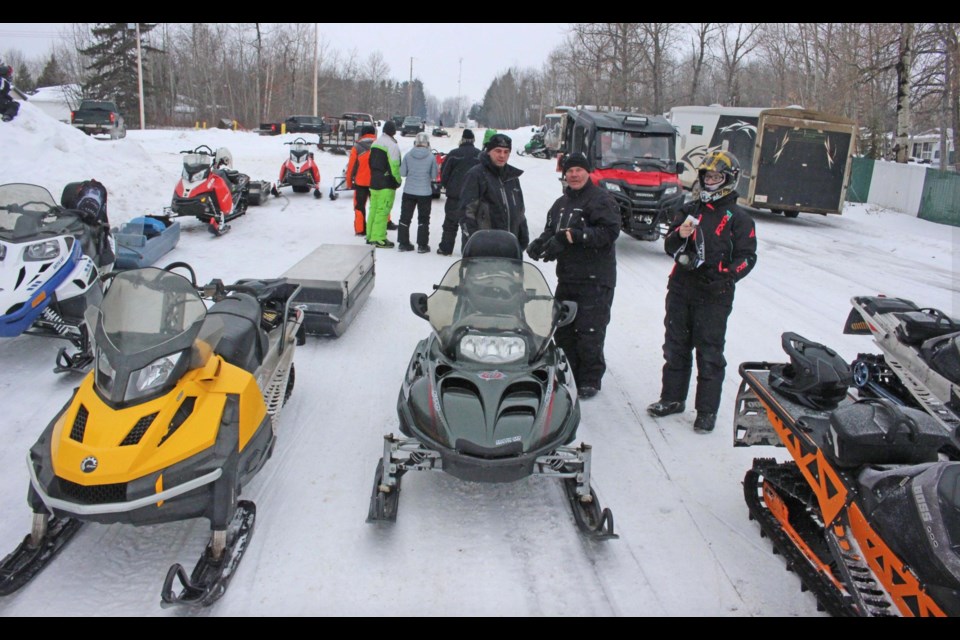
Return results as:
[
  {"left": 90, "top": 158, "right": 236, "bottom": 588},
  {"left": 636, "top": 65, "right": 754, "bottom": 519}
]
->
[
  {"left": 462, "top": 229, "right": 523, "bottom": 260},
  {"left": 206, "top": 294, "right": 268, "bottom": 372},
  {"left": 894, "top": 308, "right": 960, "bottom": 346},
  {"left": 921, "top": 332, "right": 960, "bottom": 385}
]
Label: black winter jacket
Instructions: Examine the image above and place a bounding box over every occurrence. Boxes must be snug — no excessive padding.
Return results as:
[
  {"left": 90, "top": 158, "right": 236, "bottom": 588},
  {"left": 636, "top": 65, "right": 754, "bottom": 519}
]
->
[
  {"left": 662, "top": 191, "right": 757, "bottom": 294},
  {"left": 532, "top": 180, "right": 621, "bottom": 287},
  {"left": 440, "top": 141, "right": 481, "bottom": 202},
  {"left": 460, "top": 153, "right": 529, "bottom": 249}
]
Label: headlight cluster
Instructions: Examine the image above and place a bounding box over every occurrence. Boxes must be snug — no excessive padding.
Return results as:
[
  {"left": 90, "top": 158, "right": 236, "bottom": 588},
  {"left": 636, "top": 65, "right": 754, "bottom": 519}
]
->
[
  {"left": 96, "top": 350, "right": 184, "bottom": 402},
  {"left": 663, "top": 186, "right": 678, "bottom": 196},
  {"left": 24, "top": 240, "right": 59, "bottom": 261},
  {"left": 602, "top": 182, "right": 622, "bottom": 193},
  {"left": 460, "top": 334, "right": 525, "bottom": 364}
]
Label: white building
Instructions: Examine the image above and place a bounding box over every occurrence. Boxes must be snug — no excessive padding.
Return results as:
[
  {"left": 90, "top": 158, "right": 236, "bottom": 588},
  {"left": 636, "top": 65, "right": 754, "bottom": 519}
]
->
[
  {"left": 27, "top": 84, "right": 81, "bottom": 124},
  {"left": 908, "top": 128, "right": 955, "bottom": 165}
]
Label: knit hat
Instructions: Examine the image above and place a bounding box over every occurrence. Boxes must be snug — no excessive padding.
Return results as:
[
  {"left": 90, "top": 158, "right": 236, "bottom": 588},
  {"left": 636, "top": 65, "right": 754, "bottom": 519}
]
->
[
  {"left": 461, "top": 129, "right": 475, "bottom": 142},
  {"left": 561, "top": 151, "right": 590, "bottom": 174},
  {"left": 383, "top": 120, "right": 396, "bottom": 136},
  {"left": 483, "top": 129, "right": 498, "bottom": 146},
  {"left": 485, "top": 133, "right": 512, "bottom": 151},
  {"left": 415, "top": 132, "right": 431, "bottom": 148},
  {"left": 361, "top": 124, "right": 376, "bottom": 136}
]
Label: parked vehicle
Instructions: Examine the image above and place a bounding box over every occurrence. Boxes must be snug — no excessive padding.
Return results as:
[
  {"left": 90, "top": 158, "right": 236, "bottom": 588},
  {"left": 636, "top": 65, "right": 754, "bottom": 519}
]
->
[
  {"left": 401, "top": 116, "right": 424, "bottom": 137},
  {"left": 164, "top": 145, "right": 269, "bottom": 236},
  {"left": 365, "top": 230, "right": 616, "bottom": 540},
  {"left": 732, "top": 297, "right": 960, "bottom": 616},
  {"left": 282, "top": 115, "right": 328, "bottom": 135},
  {"left": 669, "top": 105, "right": 858, "bottom": 218},
  {"left": 70, "top": 99, "right": 126, "bottom": 139},
  {"left": 273, "top": 137, "right": 322, "bottom": 198},
  {"left": 0, "top": 263, "right": 305, "bottom": 608},
  {"left": 557, "top": 107, "right": 685, "bottom": 241}
]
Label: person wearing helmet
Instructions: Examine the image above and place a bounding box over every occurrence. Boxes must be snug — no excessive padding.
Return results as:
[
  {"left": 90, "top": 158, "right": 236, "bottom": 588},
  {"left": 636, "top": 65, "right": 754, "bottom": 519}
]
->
[
  {"left": 647, "top": 149, "right": 758, "bottom": 433},
  {"left": 397, "top": 131, "right": 439, "bottom": 252},
  {"left": 459, "top": 132, "right": 529, "bottom": 251},
  {"left": 437, "top": 128, "right": 481, "bottom": 256},
  {"left": 0, "top": 63, "right": 20, "bottom": 122},
  {"left": 345, "top": 124, "right": 378, "bottom": 236},
  {"left": 526, "top": 151, "right": 621, "bottom": 399}
]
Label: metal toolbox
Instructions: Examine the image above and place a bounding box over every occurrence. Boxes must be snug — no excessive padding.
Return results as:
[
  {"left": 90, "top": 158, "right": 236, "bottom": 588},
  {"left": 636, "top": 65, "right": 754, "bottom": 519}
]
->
[{"left": 282, "top": 244, "right": 375, "bottom": 337}]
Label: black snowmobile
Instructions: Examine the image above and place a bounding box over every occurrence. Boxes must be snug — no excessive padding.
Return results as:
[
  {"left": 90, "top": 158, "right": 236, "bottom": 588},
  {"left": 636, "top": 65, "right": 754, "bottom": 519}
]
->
[
  {"left": 0, "top": 262, "right": 305, "bottom": 608},
  {"left": 733, "top": 316, "right": 960, "bottom": 616},
  {"left": 365, "top": 229, "right": 616, "bottom": 540}
]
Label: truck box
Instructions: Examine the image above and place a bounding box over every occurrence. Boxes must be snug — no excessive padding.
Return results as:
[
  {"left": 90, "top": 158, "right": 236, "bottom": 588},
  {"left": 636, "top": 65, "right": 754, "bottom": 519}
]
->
[
  {"left": 670, "top": 105, "right": 857, "bottom": 217},
  {"left": 282, "top": 244, "right": 375, "bottom": 337}
]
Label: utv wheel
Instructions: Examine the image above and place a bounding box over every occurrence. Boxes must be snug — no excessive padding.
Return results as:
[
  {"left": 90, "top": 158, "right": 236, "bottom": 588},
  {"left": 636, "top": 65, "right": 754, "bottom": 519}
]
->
[{"left": 783, "top": 210, "right": 800, "bottom": 219}]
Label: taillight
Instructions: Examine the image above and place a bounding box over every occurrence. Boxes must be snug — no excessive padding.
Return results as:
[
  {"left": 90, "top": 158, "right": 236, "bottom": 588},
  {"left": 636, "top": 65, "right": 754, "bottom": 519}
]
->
[
  {"left": 109, "top": 113, "right": 116, "bottom": 123},
  {"left": 70, "top": 111, "right": 76, "bottom": 122}
]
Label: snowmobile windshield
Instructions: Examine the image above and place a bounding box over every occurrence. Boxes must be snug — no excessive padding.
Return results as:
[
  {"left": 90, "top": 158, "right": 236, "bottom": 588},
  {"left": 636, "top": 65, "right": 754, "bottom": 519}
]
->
[
  {"left": 0, "top": 183, "right": 80, "bottom": 241},
  {"left": 290, "top": 143, "right": 309, "bottom": 162},
  {"left": 597, "top": 130, "right": 675, "bottom": 170},
  {"left": 95, "top": 268, "right": 207, "bottom": 358},
  {"left": 182, "top": 153, "right": 212, "bottom": 180},
  {"left": 427, "top": 257, "right": 557, "bottom": 365}
]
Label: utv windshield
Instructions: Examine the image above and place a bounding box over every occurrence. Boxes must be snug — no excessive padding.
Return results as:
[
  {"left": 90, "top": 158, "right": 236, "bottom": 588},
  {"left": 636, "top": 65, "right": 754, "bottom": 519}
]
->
[
  {"left": 426, "top": 257, "right": 557, "bottom": 364},
  {"left": 0, "top": 183, "right": 80, "bottom": 240},
  {"left": 94, "top": 268, "right": 208, "bottom": 357},
  {"left": 598, "top": 130, "right": 675, "bottom": 169}
]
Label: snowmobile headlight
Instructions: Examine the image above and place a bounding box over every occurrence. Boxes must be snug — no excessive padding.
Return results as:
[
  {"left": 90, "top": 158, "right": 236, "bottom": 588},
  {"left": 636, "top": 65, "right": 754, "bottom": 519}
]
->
[
  {"left": 96, "top": 349, "right": 116, "bottom": 396},
  {"left": 24, "top": 240, "right": 60, "bottom": 261},
  {"left": 125, "top": 353, "right": 182, "bottom": 402},
  {"left": 663, "top": 186, "right": 678, "bottom": 196},
  {"left": 459, "top": 334, "right": 526, "bottom": 364},
  {"left": 603, "top": 182, "right": 622, "bottom": 193}
]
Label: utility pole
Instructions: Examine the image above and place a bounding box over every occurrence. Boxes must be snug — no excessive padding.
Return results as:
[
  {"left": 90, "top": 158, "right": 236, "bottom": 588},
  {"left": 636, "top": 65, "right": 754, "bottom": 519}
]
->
[
  {"left": 457, "top": 58, "right": 462, "bottom": 125},
  {"left": 312, "top": 24, "right": 318, "bottom": 116},
  {"left": 128, "top": 23, "right": 145, "bottom": 130},
  {"left": 408, "top": 57, "right": 414, "bottom": 116}
]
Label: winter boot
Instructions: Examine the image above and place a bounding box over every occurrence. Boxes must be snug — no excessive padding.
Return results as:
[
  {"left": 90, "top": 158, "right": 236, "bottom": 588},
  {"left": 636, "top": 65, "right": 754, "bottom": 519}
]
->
[
  {"left": 647, "top": 400, "right": 685, "bottom": 417},
  {"left": 578, "top": 386, "right": 599, "bottom": 399},
  {"left": 397, "top": 242, "right": 414, "bottom": 252},
  {"left": 694, "top": 412, "right": 717, "bottom": 433}
]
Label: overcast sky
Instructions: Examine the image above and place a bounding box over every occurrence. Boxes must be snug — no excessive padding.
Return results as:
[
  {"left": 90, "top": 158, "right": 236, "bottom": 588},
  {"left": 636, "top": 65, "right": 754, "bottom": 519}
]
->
[{"left": 1, "top": 22, "right": 570, "bottom": 104}]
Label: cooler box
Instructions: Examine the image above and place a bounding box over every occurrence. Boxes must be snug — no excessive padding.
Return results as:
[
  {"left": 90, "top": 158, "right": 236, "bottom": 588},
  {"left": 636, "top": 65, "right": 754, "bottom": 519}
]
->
[{"left": 282, "top": 244, "right": 375, "bottom": 337}]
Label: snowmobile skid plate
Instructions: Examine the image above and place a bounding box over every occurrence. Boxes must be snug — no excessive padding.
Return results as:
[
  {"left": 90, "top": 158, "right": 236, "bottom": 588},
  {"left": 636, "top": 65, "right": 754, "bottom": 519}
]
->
[
  {"left": 0, "top": 516, "right": 83, "bottom": 596},
  {"left": 160, "top": 501, "right": 256, "bottom": 608}
]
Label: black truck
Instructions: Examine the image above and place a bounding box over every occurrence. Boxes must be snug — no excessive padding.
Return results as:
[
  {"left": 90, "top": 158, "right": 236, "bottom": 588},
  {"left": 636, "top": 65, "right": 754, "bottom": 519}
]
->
[{"left": 70, "top": 99, "right": 126, "bottom": 139}]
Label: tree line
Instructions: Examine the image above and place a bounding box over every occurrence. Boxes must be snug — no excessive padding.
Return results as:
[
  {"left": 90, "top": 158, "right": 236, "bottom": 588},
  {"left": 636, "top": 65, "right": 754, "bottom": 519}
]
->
[{"left": 4, "top": 23, "right": 956, "bottom": 168}]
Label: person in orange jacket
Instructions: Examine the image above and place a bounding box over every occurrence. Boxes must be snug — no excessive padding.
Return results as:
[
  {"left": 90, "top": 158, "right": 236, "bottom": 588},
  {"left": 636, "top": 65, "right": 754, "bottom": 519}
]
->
[{"left": 345, "top": 125, "right": 377, "bottom": 236}]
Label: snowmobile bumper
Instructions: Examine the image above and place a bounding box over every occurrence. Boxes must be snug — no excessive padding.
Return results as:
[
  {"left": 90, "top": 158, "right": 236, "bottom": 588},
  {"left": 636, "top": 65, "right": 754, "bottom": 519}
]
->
[
  {"left": 279, "top": 171, "right": 317, "bottom": 188},
  {"left": 169, "top": 195, "right": 221, "bottom": 223}
]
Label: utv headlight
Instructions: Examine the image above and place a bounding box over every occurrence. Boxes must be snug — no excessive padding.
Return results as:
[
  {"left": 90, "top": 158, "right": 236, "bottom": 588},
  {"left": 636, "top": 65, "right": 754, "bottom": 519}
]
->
[
  {"left": 603, "top": 182, "right": 622, "bottom": 193},
  {"left": 460, "top": 334, "right": 525, "bottom": 364},
  {"left": 125, "top": 353, "right": 182, "bottom": 402},
  {"left": 24, "top": 240, "right": 60, "bottom": 261},
  {"left": 663, "top": 186, "right": 678, "bottom": 196}
]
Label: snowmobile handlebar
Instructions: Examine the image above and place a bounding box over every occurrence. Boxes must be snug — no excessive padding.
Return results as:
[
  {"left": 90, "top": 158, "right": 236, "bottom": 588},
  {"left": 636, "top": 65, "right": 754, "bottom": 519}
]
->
[{"left": 180, "top": 145, "right": 215, "bottom": 156}]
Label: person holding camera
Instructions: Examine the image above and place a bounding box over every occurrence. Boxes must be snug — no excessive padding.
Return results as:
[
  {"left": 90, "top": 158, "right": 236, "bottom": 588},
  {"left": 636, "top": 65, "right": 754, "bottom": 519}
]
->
[
  {"left": 526, "top": 151, "right": 621, "bottom": 399},
  {"left": 647, "top": 150, "right": 757, "bottom": 432}
]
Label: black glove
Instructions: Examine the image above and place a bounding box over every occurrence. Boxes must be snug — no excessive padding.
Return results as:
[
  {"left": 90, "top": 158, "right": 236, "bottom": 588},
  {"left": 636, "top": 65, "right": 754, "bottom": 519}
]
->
[
  {"left": 541, "top": 236, "right": 566, "bottom": 262},
  {"left": 526, "top": 237, "right": 546, "bottom": 260}
]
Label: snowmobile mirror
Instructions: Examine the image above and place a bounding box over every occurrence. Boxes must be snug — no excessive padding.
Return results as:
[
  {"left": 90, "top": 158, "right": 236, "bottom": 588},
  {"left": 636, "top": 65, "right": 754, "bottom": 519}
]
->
[
  {"left": 410, "top": 293, "right": 429, "bottom": 320},
  {"left": 557, "top": 300, "right": 578, "bottom": 328}
]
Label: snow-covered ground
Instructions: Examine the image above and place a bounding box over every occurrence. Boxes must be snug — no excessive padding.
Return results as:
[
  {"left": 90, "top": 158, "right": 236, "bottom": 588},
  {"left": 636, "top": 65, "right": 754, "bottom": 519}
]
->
[{"left": 0, "top": 103, "right": 956, "bottom": 617}]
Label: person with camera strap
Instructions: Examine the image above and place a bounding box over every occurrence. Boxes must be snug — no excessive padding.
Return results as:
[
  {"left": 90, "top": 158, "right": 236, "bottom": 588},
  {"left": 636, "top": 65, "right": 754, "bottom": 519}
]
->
[{"left": 647, "top": 150, "right": 758, "bottom": 433}]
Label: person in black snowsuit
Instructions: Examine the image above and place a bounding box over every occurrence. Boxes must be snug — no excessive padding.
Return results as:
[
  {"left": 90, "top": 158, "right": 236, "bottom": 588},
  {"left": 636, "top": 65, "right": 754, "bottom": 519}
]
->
[
  {"left": 526, "top": 152, "right": 621, "bottom": 399},
  {"left": 647, "top": 150, "right": 757, "bottom": 433},
  {"left": 0, "top": 63, "right": 21, "bottom": 122},
  {"left": 459, "top": 133, "right": 529, "bottom": 251},
  {"left": 436, "top": 129, "right": 481, "bottom": 255}
]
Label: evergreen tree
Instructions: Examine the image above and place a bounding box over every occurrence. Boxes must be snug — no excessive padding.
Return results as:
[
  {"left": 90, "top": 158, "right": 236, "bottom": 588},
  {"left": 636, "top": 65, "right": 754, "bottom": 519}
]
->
[
  {"left": 36, "top": 54, "right": 68, "bottom": 88},
  {"left": 79, "top": 23, "right": 158, "bottom": 125}
]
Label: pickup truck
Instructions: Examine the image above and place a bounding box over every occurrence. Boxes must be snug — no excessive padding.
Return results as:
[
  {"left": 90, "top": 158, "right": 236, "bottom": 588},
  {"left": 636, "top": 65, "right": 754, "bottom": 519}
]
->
[{"left": 71, "top": 99, "right": 126, "bottom": 139}]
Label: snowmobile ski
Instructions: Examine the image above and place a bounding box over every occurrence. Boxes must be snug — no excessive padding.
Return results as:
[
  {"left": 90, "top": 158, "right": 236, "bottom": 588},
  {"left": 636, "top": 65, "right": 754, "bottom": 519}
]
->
[
  {"left": 561, "top": 477, "right": 617, "bottom": 540},
  {"left": 0, "top": 515, "right": 83, "bottom": 596},
  {"left": 160, "top": 500, "right": 256, "bottom": 608},
  {"left": 366, "top": 458, "right": 405, "bottom": 523}
]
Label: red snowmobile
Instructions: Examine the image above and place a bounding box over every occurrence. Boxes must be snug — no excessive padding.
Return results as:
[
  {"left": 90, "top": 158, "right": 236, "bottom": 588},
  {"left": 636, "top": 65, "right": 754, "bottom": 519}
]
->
[
  {"left": 273, "top": 138, "right": 322, "bottom": 199},
  {"left": 165, "top": 145, "right": 266, "bottom": 236}
]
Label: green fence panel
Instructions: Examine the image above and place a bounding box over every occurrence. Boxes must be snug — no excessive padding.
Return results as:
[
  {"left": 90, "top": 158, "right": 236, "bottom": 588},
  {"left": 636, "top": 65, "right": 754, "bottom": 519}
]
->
[
  {"left": 918, "top": 168, "right": 960, "bottom": 227},
  {"left": 847, "top": 157, "right": 874, "bottom": 203}
]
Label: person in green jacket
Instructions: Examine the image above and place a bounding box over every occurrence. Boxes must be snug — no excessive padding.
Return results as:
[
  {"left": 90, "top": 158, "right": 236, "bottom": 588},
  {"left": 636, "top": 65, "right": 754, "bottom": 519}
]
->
[{"left": 367, "top": 120, "right": 402, "bottom": 248}]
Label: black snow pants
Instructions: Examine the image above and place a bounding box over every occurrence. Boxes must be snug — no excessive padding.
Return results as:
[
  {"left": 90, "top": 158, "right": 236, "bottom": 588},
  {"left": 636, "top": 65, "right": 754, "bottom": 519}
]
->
[
  {"left": 659, "top": 283, "right": 734, "bottom": 413},
  {"left": 398, "top": 192, "right": 433, "bottom": 248},
  {"left": 438, "top": 197, "right": 467, "bottom": 255},
  {"left": 554, "top": 282, "right": 615, "bottom": 390}
]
